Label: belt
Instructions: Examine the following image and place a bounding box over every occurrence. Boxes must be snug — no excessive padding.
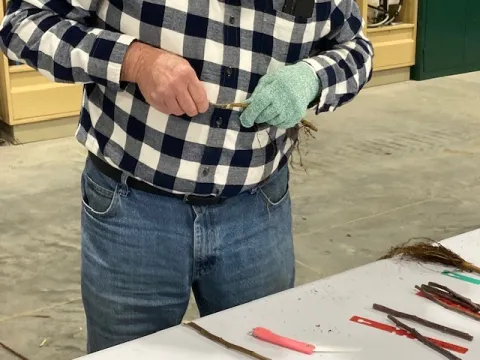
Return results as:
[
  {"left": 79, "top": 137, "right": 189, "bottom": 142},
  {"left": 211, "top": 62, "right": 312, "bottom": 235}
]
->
[{"left": 88, "top": 153, "right": 227, "bottom": 206}]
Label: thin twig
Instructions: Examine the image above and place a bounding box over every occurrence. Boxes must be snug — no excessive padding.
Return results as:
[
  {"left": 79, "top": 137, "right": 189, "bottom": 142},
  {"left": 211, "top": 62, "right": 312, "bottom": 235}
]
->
[
  {"left": 416, "top": 285, "right": 480, "bottom": 322},
  {"left": 428, "top": 282, "right": 480, "bottom": 312},
  {"left": 420, "top": 284, "right": 479, "bottom": 313},
  {"left": 0, "top": 341, "right": 29, "bottom": 360},
  {"left": 387, "top": 316, "right": 461, "bottom": 360},
  {"left": 184, "top": 322, "right": 271, "bottom": 360},
  {"left": 420, "top": 285, "right": 472, "bottom": 311},
  {"left": 373, "top": 304, "right": 473, "bottom": 341}
]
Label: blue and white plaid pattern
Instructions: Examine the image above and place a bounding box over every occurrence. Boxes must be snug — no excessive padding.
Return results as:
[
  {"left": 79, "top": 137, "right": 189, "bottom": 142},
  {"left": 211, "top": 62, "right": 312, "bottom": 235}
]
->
[{"left": 0, "top": 0, "right": 373, "bottom": 197}]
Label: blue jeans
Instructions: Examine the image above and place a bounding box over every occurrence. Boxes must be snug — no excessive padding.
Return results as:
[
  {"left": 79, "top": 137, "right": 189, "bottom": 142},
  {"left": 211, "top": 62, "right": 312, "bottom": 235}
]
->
[{"left": 80, "top": 156, "right": 295, "bottom": 353}]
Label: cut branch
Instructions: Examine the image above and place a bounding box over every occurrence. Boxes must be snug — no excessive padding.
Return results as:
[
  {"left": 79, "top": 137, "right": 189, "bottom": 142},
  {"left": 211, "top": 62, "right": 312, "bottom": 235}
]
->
[
  {"left": 387, "top": 315, "right": 461, "bottom": 360},
  {"left": 184, "top": 322, "right": 271, "bottom": 360},
  {"left": 420, "top": 285, "right": 472, "bottom": 311},
  {"left": 428, "top": 282, "right": 480, "bottom": 312},
  {"left": 416, "top": 285, "right": 480, "bottom": 322},
  {"left": 373, "top": 304, "right": 473, "bottom": 341},
  {"left": 0, "top": 341, "right": 29, "bottom": 360}
]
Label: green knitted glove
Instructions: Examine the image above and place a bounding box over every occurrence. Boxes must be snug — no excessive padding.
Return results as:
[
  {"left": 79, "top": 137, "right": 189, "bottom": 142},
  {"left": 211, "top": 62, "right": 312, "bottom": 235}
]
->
[{"left": 240, "top": 62, "right": 320, "bottom": 129}]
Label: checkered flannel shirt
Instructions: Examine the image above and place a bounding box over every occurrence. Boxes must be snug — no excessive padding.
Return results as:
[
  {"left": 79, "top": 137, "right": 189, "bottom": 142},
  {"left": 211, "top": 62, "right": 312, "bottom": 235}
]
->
[{"left": 0, "top": 0, "right": 373, "bottom": 197}]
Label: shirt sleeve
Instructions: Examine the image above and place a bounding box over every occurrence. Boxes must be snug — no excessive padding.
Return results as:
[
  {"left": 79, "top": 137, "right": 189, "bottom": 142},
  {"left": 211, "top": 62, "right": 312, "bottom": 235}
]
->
[
  {"left": 302, "top": 0, "right": 374, "bottom": 115},
  {"left": 0, "top": 0, "right": 136, "bottom": 89}
]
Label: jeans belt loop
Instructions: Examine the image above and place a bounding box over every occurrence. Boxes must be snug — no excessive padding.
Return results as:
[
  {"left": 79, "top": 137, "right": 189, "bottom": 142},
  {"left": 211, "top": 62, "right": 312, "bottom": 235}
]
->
[{"left": 119, "top": 172, "right": 130, "bottom": 196}]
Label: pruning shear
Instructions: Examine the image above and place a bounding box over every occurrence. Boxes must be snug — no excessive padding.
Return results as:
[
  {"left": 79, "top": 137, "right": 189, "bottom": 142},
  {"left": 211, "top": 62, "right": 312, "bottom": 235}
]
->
[{"left": 251, "top": 327, "right": 361, "bottom": 355}]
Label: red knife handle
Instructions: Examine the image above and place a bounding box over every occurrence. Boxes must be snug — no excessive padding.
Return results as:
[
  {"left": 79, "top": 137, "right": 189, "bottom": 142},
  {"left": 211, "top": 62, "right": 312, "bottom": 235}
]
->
[{"left": 252, "top": 327, "right": 315, "bottom": 355}]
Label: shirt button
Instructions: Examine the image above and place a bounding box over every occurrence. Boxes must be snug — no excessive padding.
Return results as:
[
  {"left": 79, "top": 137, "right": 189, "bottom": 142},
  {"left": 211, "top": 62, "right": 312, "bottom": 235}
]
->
[
  {"left": 216, "top": 117, "right": 223, "bottom": 127},
  {"left": 202, "top": 167, "right": 210, "bottom": 176},
  {"left": 226, "top": 67, "right": 233, "bottom": 77},
  {"left": 229, "top": 16, "right": 235, "bottom": 25}
]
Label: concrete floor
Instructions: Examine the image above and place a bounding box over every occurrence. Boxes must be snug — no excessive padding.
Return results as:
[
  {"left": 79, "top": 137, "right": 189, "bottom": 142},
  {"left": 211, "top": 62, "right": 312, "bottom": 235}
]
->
[{"left": 1, "top": 72, "right": 480, "bottom": 359}]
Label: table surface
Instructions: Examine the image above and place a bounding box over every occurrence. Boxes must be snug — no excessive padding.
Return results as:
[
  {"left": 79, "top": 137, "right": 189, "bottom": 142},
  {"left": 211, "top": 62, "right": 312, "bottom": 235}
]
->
[{"left": 76, "top": 229, "right": 480, "bottom": 360}]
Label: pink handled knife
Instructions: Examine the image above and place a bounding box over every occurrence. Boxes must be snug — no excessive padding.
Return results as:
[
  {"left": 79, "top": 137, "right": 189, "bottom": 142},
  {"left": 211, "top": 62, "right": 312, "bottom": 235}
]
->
[{"left": 251, "top": 327, "right": 361, "bottom": 355}]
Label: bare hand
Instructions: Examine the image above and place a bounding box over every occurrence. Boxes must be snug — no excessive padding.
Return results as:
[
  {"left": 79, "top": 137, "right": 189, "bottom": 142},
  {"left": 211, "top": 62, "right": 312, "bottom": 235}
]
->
[{"left": 121, "top": 42, "right": 209, "bottom": 117}]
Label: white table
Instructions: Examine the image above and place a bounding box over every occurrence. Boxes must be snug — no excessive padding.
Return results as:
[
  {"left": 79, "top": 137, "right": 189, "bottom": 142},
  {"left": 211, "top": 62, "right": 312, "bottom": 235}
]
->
[{"left": 76, "top": 229, "right": 480, "bottom": 360}]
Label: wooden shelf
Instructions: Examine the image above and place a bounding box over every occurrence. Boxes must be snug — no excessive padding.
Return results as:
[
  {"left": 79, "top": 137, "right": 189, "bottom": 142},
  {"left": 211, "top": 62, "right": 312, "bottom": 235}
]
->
[
  {"left": 367, "top": 23, "right": 416, "bottom": 33},
  {"left": 9, "top": 64, "right": 35, "bottom": 73},
  {"left": 356, "top": 0, "right": 419, "bottom": 82},
  {"left": 368, "top": 23, "right": 417, "bottom": 71},
  {"left": 0, "top": 0, "right": 82, "bottom": 142}
]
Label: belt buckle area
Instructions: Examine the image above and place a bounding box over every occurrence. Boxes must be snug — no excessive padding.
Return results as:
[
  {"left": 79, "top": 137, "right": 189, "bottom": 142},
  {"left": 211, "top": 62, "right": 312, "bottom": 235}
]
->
[
  {"left": 183, "top": 194, "right": 225, "bottom": 206},
  {"left": 183, "top": 195, "right": 194, "bottom": 205}
]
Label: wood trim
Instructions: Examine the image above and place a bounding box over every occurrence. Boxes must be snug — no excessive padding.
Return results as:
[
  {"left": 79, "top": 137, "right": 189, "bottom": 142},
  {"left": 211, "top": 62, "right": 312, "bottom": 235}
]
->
[
  {"left": 9, "top": 64, "right": 36, "bottom": 74},
  {"left": 374, "top": 61, "right": 415, "bottom": 72},
  {"left": 6, "top": 116, "right": 79, "bottom": 144},
  {"left": 0, "top": 0, "right": 14, "bottom": 125},
  {"left": 366, "top": 67, "right": 411, "bottom": 87},
  {"left": 368, "top": 23, "right": 415, "bottom": 34},
  {"left": 10, "top": 80, "right": 83, "bottom": 122},
  {"left": 356, "top": 0, "right": 369, "bottom": 28},
  {"left": 0, "top": 57, "right": 12, "bottom": 124},
  {"left": 399, "top": 0, "right": 419, "bottom": 60},
  {"left": 399, "top": 0, "right": 419, "bottom": 25},
  {"left": 11, "top": 111, "right": 81, "bottom": 125}
]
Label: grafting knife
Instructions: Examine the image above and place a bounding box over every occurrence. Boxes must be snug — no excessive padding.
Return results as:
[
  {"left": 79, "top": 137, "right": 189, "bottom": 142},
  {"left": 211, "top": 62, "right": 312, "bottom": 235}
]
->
[{"left": 251, "top": 327, "right": 361, "bottom": 355}]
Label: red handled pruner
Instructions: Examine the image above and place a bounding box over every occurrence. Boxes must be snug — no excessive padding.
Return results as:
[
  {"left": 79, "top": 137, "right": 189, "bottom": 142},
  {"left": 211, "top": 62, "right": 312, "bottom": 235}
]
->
[{"left": 251, "top": 327, "right": 361, "bottom": 355}]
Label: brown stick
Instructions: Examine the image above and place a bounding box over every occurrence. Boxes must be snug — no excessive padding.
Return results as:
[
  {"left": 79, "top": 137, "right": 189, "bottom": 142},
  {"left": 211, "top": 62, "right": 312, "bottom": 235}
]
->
[
  {"left": 420, "top": 285, "right": 478, "bottom": 313},
  {"left": 387, "top": 316, "right": 461, "bottom": 360},
  {"left": 428, "top": 282, "right": 480, "bottom": 312},
  {"left": 463, "top": 261, "right": 480, "bottom": 274},
  {"left": 373, "top": 304, "right": 473, "bottom": 341},
  {"left": 184, "top": 322, "right": 271, "bottom": 360},
  {"left": 0, "top": 341, "right": 29, "bottom": 360},
  {"left": 301, "top": 120, "right": 318, "bottom": 132},
  {"left": 416, "top": 286, "right": 480, "bottom": 322}
]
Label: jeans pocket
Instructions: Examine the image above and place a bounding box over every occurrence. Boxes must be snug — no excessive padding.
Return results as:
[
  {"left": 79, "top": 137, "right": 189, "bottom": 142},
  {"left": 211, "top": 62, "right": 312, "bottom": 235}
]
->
[
  {"left": 258, "top": 165, "right": 290, "bottom": 207},
  {"left": 81, "top": 160, "right": 120, "bottom": 217}
]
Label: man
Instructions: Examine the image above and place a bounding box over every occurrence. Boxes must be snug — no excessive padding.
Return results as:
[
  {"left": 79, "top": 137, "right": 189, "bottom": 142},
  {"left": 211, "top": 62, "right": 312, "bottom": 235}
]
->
[{"left": 0, "top": 0, "right": 373, "bottom": 354}]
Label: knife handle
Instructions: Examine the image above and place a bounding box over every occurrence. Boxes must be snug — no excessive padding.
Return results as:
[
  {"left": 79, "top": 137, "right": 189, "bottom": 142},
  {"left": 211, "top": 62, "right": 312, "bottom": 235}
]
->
[{"left": 252, "top": 327, "right": 315, "bottom": 355}]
